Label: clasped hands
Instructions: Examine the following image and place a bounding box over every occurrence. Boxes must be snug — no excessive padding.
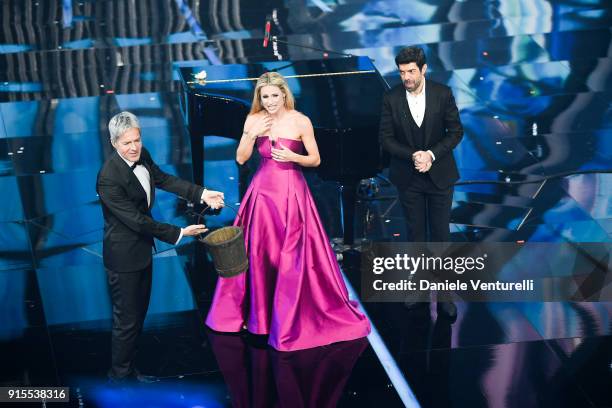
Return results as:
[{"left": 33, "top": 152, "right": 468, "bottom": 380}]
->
[{"left": 413, "top": 150, "right": 433, "bottom": 173}]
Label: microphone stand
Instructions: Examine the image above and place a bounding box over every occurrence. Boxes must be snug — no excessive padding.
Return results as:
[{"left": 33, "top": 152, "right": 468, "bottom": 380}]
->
[{"left": 269, "top": 36, "right": 355, "bottom": 58}]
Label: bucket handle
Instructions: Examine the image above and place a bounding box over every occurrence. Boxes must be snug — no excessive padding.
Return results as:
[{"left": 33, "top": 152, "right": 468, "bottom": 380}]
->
[{"left": 195, "top": 203, "right": 240, "bottom": 242}]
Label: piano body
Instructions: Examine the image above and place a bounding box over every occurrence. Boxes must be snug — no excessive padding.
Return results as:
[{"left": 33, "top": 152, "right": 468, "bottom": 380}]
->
[{"left": 179, "top": 57, "right": 387, "bottom": 245}]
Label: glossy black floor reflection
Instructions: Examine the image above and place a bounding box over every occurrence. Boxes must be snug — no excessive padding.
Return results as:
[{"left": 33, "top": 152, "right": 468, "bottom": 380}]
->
[
  {"left": 206, "top": 331, "right": 402, "bottom": 407},
  {"left": 1, "top": 0, "right": 611, "bottom": 407}
]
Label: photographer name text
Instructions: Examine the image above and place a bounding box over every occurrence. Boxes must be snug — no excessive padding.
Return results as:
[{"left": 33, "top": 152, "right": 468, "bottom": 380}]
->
[{"left": 372, "top": 279, "right": 534, "bottom": 291}]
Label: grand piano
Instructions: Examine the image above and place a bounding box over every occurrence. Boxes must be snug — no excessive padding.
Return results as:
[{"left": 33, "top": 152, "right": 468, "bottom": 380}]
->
[{"left": 178, "top": 57, "right": 387, "bottom": 245}]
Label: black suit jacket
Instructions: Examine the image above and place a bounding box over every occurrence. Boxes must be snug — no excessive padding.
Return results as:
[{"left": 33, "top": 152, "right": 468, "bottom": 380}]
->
[
  {"left": 378, "top": 80, "right": 463, "bottom": 190},
  {"left": 96, "top": 147, "right": 204, "bottom": 273}
]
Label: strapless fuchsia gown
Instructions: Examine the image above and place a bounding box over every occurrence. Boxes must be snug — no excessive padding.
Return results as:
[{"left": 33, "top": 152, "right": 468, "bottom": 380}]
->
[{"left": 206, "top": 136, "right": 371, "bottom": 351}]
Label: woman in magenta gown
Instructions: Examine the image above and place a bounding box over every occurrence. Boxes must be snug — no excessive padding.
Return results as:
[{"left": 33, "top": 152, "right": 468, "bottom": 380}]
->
[{"left": 205, "top": 72, "right": 370, "bottom": 351}]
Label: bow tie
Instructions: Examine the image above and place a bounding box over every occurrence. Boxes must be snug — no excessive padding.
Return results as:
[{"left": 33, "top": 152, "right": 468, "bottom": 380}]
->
[{"left": 130, "top": 159, "right": 144, "bottom": 170}]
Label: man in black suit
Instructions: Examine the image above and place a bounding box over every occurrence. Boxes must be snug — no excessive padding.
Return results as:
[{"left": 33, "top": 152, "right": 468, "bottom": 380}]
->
[
  {"left": 379, "top": 47, "right": 463, "bottom": 318},
  {"left": 97, "top": 111, "right": 224, "bottom": 382}
]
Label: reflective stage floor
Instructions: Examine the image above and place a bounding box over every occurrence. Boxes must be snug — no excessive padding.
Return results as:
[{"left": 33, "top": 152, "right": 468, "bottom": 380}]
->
[{"left": 1, "top": 1, "right": 611, "bottom": 407}]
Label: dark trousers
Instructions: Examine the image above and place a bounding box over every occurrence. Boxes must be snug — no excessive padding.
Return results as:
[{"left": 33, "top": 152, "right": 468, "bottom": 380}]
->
[
  {"left": 398, "top": 173, "right": 453, "bottom": 242},
  {"left": 106, "top": 263, "right": 153, "bottom": 379}
]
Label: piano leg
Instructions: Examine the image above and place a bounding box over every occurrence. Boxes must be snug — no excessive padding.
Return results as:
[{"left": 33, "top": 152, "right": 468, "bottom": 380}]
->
[
  {"left": 340, "top": 180, "right": 358, "bottom": 246},
  {"left": 192, "top": 136, "right": 204, "bottom": 186}
]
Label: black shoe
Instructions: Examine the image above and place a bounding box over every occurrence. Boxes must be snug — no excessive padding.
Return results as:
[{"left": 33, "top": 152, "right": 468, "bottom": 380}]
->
[
  {"left": 133, "top": 371, "right": 160, "bottom": 383},
  {"left": 108, "top": 369, "right": 160, "bottom": 384},
  {"left": 404, "top": 301, "right": 429, "bottom": 310},
  {"left": 437, "top": 302, "right": 457, "bottom": 322}
]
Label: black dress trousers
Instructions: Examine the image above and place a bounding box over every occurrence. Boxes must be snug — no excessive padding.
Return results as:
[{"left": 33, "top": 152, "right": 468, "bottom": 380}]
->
[{"left": 106, "top": 262, "right": 153, "bottom": 379}]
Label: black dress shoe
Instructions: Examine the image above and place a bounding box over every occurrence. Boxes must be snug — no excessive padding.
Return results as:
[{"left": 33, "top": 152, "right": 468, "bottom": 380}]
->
[
  {"left": 403, "top": 301, "right": 429, "bottom": 310},
  {"left": 108, "top": 370, "right": 160, "bottom": 384},
  {"left": 133, "top": 371, "right": 160, "bottom": 383},
  {"left": 437, "top": 301, "right": 457, "bottom": 322}
]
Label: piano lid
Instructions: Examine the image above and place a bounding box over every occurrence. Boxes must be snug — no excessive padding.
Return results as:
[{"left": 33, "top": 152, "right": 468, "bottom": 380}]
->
[{"left": 178, "top": 56, "right": 387, "bottom": 132}]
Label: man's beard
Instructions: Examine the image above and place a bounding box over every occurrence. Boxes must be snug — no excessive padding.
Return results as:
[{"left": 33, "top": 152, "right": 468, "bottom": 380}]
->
[{"left": 404, "top": 78, "right": 421, "bottom": 92}]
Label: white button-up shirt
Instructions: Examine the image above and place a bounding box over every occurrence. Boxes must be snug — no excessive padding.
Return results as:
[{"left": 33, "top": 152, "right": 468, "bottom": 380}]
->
[
  {"left": 406, "top": 80, "right": 426, "bottom": 128},
  {"left": 405, "top": 80, "right": 436, "bottom": 161},
  {"left": 120, "top": 155, "right": 151, "bottom": 207}
]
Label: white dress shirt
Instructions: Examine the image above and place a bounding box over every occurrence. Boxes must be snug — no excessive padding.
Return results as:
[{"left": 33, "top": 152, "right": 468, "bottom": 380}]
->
[
  {"left": 120, "top": 155, "right": 151, "bottom": 206},
  {"left": 406, "top": 80, "right": 426, "bottom": 128},
  {"left": 405, "top": 80, "right": 435, "bottom": 161}
]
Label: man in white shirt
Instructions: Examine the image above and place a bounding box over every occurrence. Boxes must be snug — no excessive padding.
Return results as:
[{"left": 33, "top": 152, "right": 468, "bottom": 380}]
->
[
  {"left": 378, "top": 47, "right": 463, "bottom": 318},
  {"left": 379, "top": 46, "right": 463, "bottom": 242},
  {"left": 97, "top": 111, "right": 224, "bottom": 382}
]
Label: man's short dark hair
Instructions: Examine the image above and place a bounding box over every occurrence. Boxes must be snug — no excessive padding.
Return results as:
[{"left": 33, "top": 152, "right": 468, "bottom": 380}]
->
[{"left": 395, "top": 47, "right": 426, "bottom": 70}]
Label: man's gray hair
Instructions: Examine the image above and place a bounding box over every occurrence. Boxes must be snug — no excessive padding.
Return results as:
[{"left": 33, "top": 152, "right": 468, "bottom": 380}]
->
[{"left": 108, "top": 111, "right": 140, "bottom": 144}]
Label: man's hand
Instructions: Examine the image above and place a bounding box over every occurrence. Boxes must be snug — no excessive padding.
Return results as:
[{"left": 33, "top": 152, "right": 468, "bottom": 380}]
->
[
  {"left": 201, "top": 189, "right": 224, "bottom": 209},
  {"left": 182, "top": 224, "right": 208, "bottom": 236},
  {"left": 412, "top": 150, "right": 433, "bottom": 173}
]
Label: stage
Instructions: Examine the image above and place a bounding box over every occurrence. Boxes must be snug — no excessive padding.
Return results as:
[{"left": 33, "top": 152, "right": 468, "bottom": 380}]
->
[{"left": 1, "top": 1, "right": 611, "bottom": 407}]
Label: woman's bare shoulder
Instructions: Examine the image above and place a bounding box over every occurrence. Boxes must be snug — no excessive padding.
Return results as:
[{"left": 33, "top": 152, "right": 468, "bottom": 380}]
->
[
  {"left": 246, "top": 111, "right": 264, "bottom": 123},
  {"left": 290, "top": 110, "right": 312, "bottom": 125}
]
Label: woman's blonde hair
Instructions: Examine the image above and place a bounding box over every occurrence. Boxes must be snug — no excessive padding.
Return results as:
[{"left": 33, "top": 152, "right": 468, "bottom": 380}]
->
[{"left": 249, "top": 72, "right": 295, "bottom": 114}]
